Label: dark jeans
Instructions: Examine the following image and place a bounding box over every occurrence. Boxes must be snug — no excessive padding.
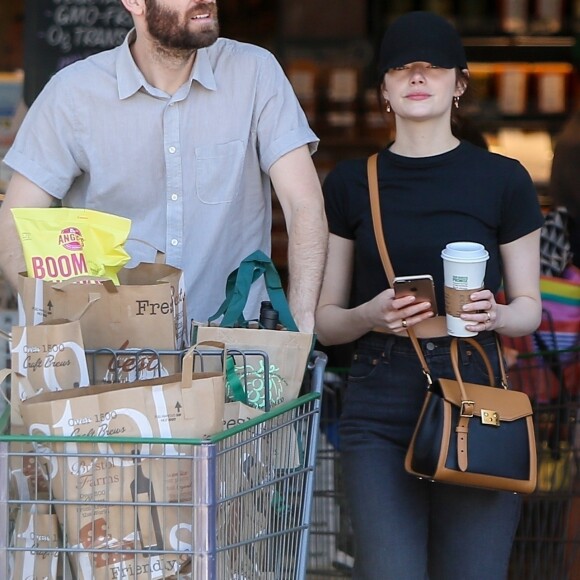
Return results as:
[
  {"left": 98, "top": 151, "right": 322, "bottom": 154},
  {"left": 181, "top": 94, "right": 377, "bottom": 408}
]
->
[{"left": 339, "top": 331, "right": 521, "bottom": 580}]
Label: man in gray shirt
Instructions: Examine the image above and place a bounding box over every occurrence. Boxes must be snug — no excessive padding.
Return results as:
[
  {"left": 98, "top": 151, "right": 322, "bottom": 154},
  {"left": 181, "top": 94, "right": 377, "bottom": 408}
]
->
[{"left": 0, "top": 0, "right": 328, "bottom": 332}]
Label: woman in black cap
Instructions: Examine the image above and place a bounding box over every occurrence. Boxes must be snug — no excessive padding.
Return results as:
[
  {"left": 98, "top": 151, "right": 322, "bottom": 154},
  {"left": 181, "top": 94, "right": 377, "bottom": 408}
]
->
[{"left": 315, "top": 11, "right": 543, "bottom": 580}]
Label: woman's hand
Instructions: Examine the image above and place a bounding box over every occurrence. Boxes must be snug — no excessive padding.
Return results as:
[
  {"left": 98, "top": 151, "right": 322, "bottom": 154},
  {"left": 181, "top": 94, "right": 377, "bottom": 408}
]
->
[
  {"left": 460, "top": 289, "right": 497, "bottom": 333},
  {"left": 367, "top": 288, "right": 436, "bottom": 334}
]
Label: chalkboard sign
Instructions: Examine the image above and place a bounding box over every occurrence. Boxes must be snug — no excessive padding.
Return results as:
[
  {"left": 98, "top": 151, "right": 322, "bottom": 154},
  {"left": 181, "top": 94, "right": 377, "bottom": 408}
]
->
[{"left": 23, "top": 0, "right": 132, "bottom": 107}]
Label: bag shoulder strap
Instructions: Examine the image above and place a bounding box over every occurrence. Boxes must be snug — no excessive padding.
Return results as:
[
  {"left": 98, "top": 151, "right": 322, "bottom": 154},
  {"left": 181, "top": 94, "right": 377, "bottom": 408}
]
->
[
  {"left": 367, "top": 154, "right": 431, "bottom": 379},
  {"left": 366, "top": 154, "right": 509, "bottom": 387},
  {"left": 368, "top": 153, "right": 396, "bottom": 282}
]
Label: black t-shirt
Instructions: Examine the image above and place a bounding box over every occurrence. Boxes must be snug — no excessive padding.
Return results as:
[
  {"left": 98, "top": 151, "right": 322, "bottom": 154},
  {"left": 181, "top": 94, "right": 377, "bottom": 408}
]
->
[{"left": 323, "top": 140, "right": 544, "bottom": 313}]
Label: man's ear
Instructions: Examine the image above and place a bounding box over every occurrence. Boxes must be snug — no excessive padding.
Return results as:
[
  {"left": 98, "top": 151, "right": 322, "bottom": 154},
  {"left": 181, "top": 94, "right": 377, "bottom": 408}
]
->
[{"left": 120, "top": 0, "right": 146, "bottom": 17}]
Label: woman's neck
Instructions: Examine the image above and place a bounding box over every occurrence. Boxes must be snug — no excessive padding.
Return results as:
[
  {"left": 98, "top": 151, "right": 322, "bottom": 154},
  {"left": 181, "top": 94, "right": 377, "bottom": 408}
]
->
[{"left": 388, "top": 117, "right": 460, "bottom": 158}]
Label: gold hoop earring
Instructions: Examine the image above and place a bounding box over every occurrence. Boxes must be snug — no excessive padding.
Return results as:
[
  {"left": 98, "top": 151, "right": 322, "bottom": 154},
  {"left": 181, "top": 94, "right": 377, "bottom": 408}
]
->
[{"left": 453, "top": 96, "right": 460, "bottom": 109}]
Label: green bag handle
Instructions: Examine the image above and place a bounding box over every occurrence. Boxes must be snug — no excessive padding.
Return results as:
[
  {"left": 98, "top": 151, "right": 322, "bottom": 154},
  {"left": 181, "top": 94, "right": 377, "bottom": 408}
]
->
[
  {"left": 225, "top": 355, "right": 248, "bottom": 404},
  {"left": 208, "top": 250, "right": 298, "bottom": 331}
]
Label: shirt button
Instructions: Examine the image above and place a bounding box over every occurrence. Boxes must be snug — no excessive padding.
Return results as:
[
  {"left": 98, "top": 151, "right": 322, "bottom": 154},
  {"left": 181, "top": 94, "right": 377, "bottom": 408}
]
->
[
  {"left": 171, "top": 239, "right": 179, "bottom": 247},
  {"left": 426, "top": 342, "right": 436, "bottom": 351},
  {"left": 168, "top": 146, "right": 177, "bottom": 154},
  {"left": 171, "top": 194, "right": 178, "bottom": 201}
]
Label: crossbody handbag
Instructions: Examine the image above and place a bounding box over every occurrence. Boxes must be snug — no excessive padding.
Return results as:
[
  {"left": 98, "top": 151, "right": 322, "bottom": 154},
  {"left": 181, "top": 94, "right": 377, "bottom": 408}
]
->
[{"left": 367, "top": 153, "right": 537, "bottom": 494}]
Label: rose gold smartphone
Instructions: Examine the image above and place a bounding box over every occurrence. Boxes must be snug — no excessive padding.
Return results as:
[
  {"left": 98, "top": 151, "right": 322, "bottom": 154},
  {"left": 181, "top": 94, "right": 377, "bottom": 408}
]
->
[{"left": 393, "top": 275, "right": 438, "bottom": 315}]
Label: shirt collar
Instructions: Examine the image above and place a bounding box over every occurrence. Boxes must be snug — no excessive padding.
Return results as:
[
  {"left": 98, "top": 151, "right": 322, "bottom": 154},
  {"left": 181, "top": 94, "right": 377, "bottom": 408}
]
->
[
  {"left": 116, "top": 29, "right": 217, "bottom": 100},
  {"left": 193, "top": 47, "right": 217, "bottom": 92},
  {"left": 116, "top": 30, "right": 145, "bottom": 99}
]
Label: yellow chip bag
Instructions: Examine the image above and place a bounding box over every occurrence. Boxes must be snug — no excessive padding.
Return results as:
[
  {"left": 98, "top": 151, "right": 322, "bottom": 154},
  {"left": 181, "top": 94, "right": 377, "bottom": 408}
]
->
[{"left": 12, "top": 208, "right": 131, "bottom": 284}]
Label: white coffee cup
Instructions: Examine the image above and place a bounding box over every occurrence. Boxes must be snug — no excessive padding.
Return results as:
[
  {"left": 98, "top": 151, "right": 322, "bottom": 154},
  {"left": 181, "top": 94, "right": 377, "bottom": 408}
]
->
[{"left": 441, "top": 242, "right": 489, "bottom": 337}]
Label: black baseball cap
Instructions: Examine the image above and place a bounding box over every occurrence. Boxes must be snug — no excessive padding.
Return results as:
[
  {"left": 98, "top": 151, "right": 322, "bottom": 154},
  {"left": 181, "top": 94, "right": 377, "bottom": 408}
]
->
[{"left": 378, "top": 11, "right": 468, "bottom": 77}]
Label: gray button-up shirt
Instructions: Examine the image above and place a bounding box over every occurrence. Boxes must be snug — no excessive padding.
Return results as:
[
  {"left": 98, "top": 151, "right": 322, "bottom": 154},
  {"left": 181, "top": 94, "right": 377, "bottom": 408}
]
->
[{"left": 5, "top": 31, "right": 318, "bottom": 322}]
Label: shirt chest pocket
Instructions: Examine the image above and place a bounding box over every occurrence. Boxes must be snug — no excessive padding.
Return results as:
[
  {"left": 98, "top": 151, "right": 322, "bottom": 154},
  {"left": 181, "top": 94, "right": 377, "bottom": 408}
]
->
[{"left": 195, "top": 140, "right": 245, "bottom": 204}]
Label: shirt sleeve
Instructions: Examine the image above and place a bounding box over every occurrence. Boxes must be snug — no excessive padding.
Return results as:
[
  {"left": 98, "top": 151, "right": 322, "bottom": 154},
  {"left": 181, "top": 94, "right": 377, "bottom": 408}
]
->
[
  {"left": 3, "top": 71, "right": 83, "bottom": 199},
  {"left": 253, "top": 51, "right": 318, "bottom": 172},
  {"left": 322, "top": 162, "right": 355, "bottom": 240},
  {"left": 499, "top": 160, "right": 544, "bottom": 244}
]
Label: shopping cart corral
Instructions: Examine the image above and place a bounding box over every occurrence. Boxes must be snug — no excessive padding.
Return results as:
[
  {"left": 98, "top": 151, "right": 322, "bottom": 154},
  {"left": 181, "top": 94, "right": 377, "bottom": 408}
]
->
[
  {"left": 0, "top": 347, "right": 327, "bottom": 579},
  {"left": 307, "top": 345, "right": 579, "bottom": 580}
]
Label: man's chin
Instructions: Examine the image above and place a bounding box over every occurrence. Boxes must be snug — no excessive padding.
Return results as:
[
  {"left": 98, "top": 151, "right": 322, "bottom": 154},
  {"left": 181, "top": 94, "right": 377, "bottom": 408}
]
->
[
  {"left": 196, "top": 29, "right": 219, "bottom": 48},
  {"left": 184, "top": 24, "right": 219, "bottom": 49},
  {"left": 162, "top": 30, "right": 218, "bottom": 51}
]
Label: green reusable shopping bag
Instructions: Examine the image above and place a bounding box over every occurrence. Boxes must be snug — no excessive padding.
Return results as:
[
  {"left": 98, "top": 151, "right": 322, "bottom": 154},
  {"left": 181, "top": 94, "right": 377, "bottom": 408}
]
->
[{"left": 193, "top": 251, "right": 314, "bottom": 410}]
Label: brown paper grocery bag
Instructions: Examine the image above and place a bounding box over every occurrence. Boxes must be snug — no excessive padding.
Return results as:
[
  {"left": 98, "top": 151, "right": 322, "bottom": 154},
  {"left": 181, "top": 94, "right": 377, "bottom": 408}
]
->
[
  {"left": 222, "top": 401, "right": 300, "bottom": 470},
  {"left": 11, "top": 508, "right": 60, "bottom": 580},
  {"left": 65, "top": 464, "right": 195, "bottom": 580},
  {"left": 17, "top": 262, "right": 188, "bottom": 382},
  {"left": 1, "top": 368, "right": 52, "bottom": 507},
  {"left": 223, "top": 400, "right": 264, "bottom": 430},
  {"left": 217, "top": 412, "right": 278, "bottom": 580},
  {"left": 10, "top": 319, "right": 89, "bottom": 429},
  {"left": 217, "top": 400, "right": 301, "bottom": 578},
  {"left": 20, "top": 344, "right": 225, "bottom": 444},
  {"left": 195, "top": 325, "right": 313, "bottom": 409}
]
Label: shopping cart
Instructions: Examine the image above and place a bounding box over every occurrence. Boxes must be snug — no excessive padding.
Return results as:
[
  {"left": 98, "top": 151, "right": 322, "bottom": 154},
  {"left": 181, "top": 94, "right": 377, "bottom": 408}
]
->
[
  {"left": 307, "top": 344, "right": 579, "bottom": 580},
  {"left": 506, "top": 343, "right": 579, "bottom": 580},
  {"left": 0, "top": 347, "right": 327, "bottom": 580}
]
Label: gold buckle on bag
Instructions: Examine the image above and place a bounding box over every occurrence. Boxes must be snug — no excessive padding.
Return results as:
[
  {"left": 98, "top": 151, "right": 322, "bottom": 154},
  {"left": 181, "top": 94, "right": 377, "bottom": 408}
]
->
[
  {"left": 481, "top": 409, "right": 500, "bottom": 427},
  {"left": 460, "top": 401, "right": 475, "bottom": 417}
]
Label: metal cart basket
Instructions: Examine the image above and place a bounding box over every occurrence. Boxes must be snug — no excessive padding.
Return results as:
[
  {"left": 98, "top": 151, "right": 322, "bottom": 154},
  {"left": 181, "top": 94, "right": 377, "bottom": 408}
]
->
[{"left": 0, "top": 347, "right": 327, "bottom": 580}]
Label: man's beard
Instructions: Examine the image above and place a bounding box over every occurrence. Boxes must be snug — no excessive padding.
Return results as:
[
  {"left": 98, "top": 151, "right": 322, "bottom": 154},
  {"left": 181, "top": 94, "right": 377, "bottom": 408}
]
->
[{"left": 145, "top": 1, "right": 219, "bottom": 52}]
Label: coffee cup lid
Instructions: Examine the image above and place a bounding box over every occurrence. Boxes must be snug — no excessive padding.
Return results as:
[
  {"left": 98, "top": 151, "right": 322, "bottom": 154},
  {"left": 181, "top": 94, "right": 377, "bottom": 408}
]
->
[{"left": 441, "top": 241, "right": 489, "bottom": 263}]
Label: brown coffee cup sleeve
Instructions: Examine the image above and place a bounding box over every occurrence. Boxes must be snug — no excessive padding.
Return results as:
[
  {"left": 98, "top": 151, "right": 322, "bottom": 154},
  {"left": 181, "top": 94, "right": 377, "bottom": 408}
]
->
[{"left": 444, "top": 286, "right": 482, "bottom": 317}]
